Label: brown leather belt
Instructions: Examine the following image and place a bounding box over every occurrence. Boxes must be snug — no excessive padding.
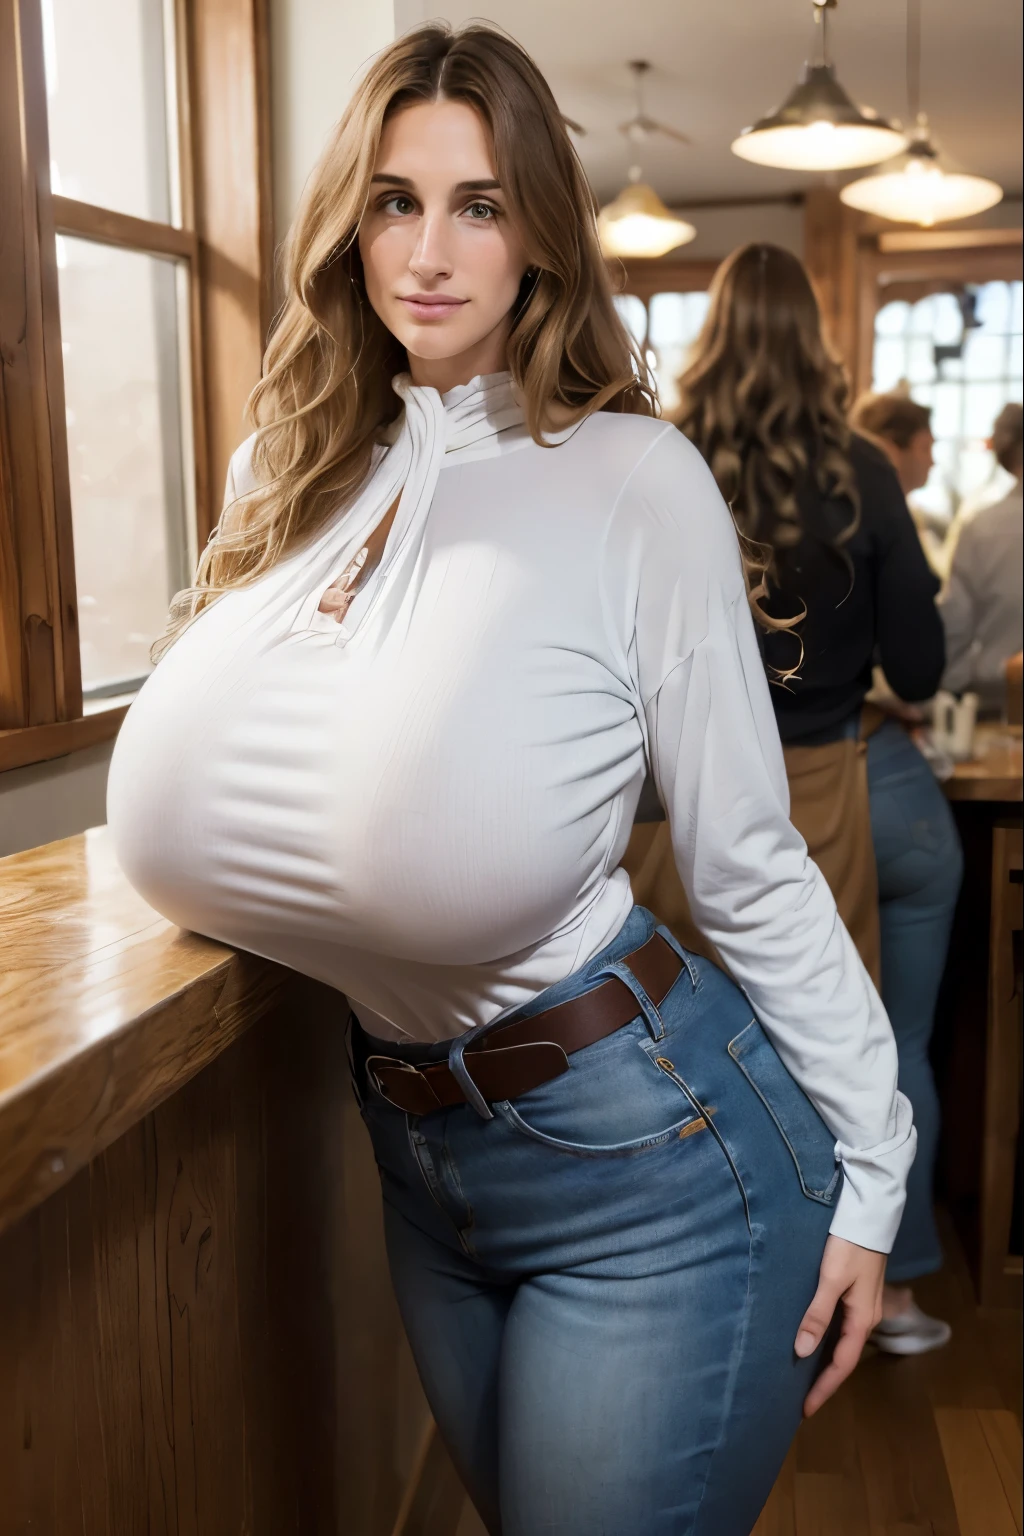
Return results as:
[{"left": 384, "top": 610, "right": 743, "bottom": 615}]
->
[{"left": 365, "top": 931, "right": 684, "bottom": 1116}]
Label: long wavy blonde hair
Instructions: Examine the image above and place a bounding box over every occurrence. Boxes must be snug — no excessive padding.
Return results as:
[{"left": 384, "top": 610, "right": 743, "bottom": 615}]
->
[{"left": 154, "top": 22, "right": 654, "bottom": 660}]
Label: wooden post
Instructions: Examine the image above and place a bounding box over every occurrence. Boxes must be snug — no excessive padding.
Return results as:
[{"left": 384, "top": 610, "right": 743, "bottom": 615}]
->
[{"left": 803, "top": 186, "right": 864, "bottom": 387}]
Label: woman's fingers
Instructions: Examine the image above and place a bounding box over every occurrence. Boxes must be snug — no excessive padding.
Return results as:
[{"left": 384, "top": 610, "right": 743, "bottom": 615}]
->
[
  {"left": 795, "top": 1235, "right": 886, "bottom": 1417},
  {"left": 318, "top": 586, "right": 353, "bottom": 617},
  {"left": 794, "top": 1271, "right": 841, "bottom": 1359},
  {"left": 802, "top": 1300, "right": 874, "bottom": 1417}
]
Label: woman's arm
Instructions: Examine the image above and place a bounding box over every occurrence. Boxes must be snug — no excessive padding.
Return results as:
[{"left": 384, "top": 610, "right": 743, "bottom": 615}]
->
[
  {"left": 617, "top": 428, "right": 913, "bottom": 1251},
  {"left": 608, "top": 426, "right": 913, "bottom": 1404},
  {"left": 864, "top": 448, "right": 945, "bottom": 702},
  {"left": 643, "top": 588, "right": 915, "bottom": 1254},
  {"left": 938, "top": 523, "right": 982, "bottom": 695}
]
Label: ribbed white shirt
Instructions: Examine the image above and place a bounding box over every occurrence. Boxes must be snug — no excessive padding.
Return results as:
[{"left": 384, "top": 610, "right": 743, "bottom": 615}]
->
[{"left": 107, "top": 372, "right": 915, "bottom": 1252}]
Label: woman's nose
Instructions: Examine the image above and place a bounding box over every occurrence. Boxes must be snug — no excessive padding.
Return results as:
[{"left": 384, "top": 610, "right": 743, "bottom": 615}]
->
[{"left": 409, "top": 211, "right": 454, "bottom": 281}]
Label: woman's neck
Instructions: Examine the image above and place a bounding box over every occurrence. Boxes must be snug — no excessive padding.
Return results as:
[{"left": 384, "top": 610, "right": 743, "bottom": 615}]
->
[{"left": 406, "top": 318, "right": 511, "bottom": 395}]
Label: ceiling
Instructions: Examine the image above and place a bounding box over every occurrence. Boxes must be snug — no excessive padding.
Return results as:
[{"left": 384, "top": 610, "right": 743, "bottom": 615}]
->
[{"left": 439, "top": 0, "right": 1023, "bottom": 207}]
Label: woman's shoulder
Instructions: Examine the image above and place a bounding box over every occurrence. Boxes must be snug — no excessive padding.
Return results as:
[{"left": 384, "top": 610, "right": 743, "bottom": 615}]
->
[
  {"left": 573, "top": 410, "right": 712, "bottom": 488},
  {"left": 848, "top": 431, "right": 909, "bottom": 516}
]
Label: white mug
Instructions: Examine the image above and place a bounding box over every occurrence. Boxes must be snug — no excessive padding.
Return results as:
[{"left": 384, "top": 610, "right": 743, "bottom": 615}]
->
[{"left": 931, "top": 690, "right": 979, "bottom": 761}]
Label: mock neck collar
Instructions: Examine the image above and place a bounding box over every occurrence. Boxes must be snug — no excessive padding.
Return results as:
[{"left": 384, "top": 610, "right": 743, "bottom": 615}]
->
[{"left": 389, "top": 371, "right": 526, "bottom": 464}]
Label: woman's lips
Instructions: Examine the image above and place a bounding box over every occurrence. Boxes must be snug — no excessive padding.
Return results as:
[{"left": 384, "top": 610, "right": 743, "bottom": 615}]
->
[{"left": 397, "top": 295, "right": 468, "bottom": 321}]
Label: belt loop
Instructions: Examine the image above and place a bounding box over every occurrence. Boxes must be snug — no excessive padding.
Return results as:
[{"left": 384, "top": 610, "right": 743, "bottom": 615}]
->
[
  {"left": 597, "top": 958, "right": 666, "bottom": 1042},
  {"left": 652, "top": 923, "right": 701, "bottom": 989},
  {"left": 448, "top": 1033, "right": 496, "bottom": 1120}
]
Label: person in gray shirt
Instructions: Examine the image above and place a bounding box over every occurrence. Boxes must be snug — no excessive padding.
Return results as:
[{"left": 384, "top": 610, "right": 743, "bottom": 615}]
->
[{"left": 940, "top": 403, "right": 1023, "bottom": 715}]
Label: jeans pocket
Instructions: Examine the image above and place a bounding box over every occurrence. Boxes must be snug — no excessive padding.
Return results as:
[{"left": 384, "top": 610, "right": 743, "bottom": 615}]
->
[
  {"left": 727, "top": 1020, "right": 841, "bottom": 1205},
  {"left": 495, "top": 1022, "right": 703, "bottom": 1157}
]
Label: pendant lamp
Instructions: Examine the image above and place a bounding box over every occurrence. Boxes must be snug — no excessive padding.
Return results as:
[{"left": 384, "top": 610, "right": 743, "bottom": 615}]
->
[
  {"left": 731, "top": 0, "right": 907, "bottom": 172},
  {"left": 839, "top": 0, "right": 1002, "bottom": 225},
  {"left": 598, "top": 167, "right": 696, "bottom": 259}
]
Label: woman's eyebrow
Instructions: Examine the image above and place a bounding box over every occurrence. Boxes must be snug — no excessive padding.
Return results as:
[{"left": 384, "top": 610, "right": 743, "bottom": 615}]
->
[{"left": 369, "top": 174, "right": 502, "bottom": 193}]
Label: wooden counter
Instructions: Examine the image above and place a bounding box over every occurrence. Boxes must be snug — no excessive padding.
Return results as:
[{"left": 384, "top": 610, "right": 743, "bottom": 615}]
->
[
  {"left": 0, "top": 827, "right": 433, "bottom": 1534},
  {"left": 935, "top": 726, "right": 1022, "bottom": 1310},
  {"left": 942, "top": 725, "right": 1023, "bottom": 804}
]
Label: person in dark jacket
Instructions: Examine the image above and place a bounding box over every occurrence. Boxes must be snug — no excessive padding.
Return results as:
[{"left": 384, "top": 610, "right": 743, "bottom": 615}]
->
[{"left": 674, "top": 243, "right": 960, "bottom": 1354}]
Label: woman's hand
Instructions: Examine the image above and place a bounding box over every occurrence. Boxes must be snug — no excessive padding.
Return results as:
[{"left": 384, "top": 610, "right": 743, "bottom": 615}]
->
[{"left": 794, "top": 1234, "right": 885, "bottom": 1416}]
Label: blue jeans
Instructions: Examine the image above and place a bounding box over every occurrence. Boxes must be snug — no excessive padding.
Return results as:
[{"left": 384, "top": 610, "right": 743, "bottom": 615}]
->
[
  {"left": 352, "top": 905, "right": 840, "bottom": 1535},
  {"left": 867, "top": 721, "right": 963, "bottom": 1283}
]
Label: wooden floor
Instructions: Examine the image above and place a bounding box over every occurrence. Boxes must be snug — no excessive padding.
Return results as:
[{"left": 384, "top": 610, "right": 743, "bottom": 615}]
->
[{"left": 452, "top": 1213, "right": 1021, "bottom": 1536}]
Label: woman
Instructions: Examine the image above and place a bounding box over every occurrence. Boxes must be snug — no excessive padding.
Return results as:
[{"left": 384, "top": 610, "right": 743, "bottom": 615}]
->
[
  {"left": 941, "top": 401, "right": 1023, "bottom": 716},
  {"left": 675, "top": 243, "right": 957, "bottom": 1355},
  {"left": 106, "top": 31, "right": 912, "bottom": 1534}
]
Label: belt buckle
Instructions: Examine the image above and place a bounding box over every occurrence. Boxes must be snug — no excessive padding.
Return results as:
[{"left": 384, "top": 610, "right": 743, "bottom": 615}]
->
[{"left": 365, "top": 1055, "right": 442, "bottom": 1112}]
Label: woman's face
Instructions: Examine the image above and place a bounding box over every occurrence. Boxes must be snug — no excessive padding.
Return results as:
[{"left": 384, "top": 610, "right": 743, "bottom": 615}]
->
[{"left": 358, "top": 99, "right": 530, "bottom": 392}]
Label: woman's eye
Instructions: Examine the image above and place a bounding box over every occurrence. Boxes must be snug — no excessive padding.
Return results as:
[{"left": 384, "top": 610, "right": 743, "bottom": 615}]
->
[
  {"left": 382, "top": 194, "right": 415, "bottom": 216},
  {"left": 465, "top": 202, "right": 497, "bottom": 221}
]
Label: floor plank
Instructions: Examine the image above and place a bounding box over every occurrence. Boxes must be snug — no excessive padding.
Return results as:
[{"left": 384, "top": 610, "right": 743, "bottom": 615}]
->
[
  {"left": 850, "top": 1349, "right": 961, "bottom": 1536},
  {"left": 794, "top": 1471, "right": 866, "bottom": 1535},
  {"left": 752, "top": 1443, "right": 797, "bottom": 1535},
  {"left": 977, "top": 1410, "right": 1023, "bottom": 1534},
  {"left": 935, "top": 1407, "right": 1019, "bottom": 1536}
]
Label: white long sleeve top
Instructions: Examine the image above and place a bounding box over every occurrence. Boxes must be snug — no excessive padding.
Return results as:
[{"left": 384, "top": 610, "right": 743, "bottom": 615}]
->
[{"left": 106, "top": 372, "right": 914, "bottom": 1252}]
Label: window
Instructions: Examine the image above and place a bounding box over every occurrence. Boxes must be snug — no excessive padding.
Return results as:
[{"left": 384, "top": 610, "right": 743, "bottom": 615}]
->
[
  {"left": 45, "top": 0, "right": 195, "bottom": 699},
  {"left": 871, "top": 280, "right": 1024, "bottom": 523},
  {"left": 609, "top": 258, "right": 719, "bottom": 416},
  {"left": 0, "top": 0, "right": 271, "bottom": 769},
  {"left": 613, "top": 291, "right": 712, "bottom": 415}
]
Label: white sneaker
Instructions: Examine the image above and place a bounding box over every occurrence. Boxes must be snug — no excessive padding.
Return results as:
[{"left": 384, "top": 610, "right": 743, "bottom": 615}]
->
[{"left": 870, "top": 1301, "right": 952, "bottom": 1356}]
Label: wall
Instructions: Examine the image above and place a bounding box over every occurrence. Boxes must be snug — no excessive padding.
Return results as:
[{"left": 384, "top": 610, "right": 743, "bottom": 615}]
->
[
  {"left": 0, "top": 743, "right": 113, "bottom": 859},
  {"left": 669, "top": 200, "right": 804, "bottom": 262},
  {"left": 270, "top": 0, "right": 429, "bottom": 238}
]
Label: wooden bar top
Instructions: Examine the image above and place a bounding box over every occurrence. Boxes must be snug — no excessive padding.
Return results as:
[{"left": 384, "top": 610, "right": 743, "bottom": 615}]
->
[
  {"left": 0, "top": 826, "right": 293, "bottom": 1235},
  {"left": 943, "top": 725, "right": 1024, "bottom": 804}
]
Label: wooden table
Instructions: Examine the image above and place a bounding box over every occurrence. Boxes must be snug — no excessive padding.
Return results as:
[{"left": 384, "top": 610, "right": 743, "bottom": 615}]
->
[
  {"left": 942, "top": 725, "right": 1023, "bottom": 804},
  {"left": 0, "top": 827, "right": 431, "bottom": 1534},
  {"left": 938, "top": 727, "right": 1022, "bottom": 1310}
]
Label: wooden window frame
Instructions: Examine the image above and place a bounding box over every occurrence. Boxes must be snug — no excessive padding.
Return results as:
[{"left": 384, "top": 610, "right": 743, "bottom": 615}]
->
[
  {"left": 613, "top": 258, "right": 722, "bottom": 306},
  {"left": 0, "top": 0, "right": 273, "bottom": 773}
]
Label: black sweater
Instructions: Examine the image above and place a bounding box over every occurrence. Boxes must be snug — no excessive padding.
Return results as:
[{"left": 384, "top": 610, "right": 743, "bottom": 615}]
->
[{"left": 756, "top": 435, "right": 945, "bottom": 743}]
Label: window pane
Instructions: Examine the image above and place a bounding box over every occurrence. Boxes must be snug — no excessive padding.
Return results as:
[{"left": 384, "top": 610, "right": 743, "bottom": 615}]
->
[
  {"left": 1010, "top": 281, "right": 1023, "bottom": 334},
  {"left": 906, "top": 336, "right": 936, "bottom": 385},
  {"left": 613, "top": 294, "right": 648, "bottom": 349},
  {"left": 963, "top": 332, "right": 1008, "bottom": 381},
  {"left": 1009, "top": 332, "right": 1023, "bottom": 381},
  {"left": 648, "top": 291, "right": 710, "bottom": 348},
  {"left": 931, "top": 293, "right": 963, "bottom": 345},
  {"left": 872, "top": 337, "right": 907, "bottom": 391},
  {"left": 974, "top": 280, "right": 1010, "bottom": 334},
  {"left": 58, "top": 238, "right": 194, "bottom": 696},
  {"left": 42, "top": 0, "right": 177, "bottom": 224},
  {"left": 874, "top": 300, "right": 909, "bottom": 338},
  {"left": 964, "top": 382, "right": 1008, "bottom": 439},
  {"left": 647, "top": 291, "right": 710, "bottom": 415}
]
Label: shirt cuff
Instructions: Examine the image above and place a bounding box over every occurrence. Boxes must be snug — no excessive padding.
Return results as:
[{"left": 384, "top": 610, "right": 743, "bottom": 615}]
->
[{"left": 828, "top": 1097, "right": 918, "bottom": 1253}]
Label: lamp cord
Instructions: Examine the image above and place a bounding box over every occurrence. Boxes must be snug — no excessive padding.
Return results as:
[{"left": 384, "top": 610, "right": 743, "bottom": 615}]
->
[
  {"left": 812, "top": 0, "right": 836, "bottom": 68},
  {"left": 907, "top": 0, "right": 922, "bottom": 123}
]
